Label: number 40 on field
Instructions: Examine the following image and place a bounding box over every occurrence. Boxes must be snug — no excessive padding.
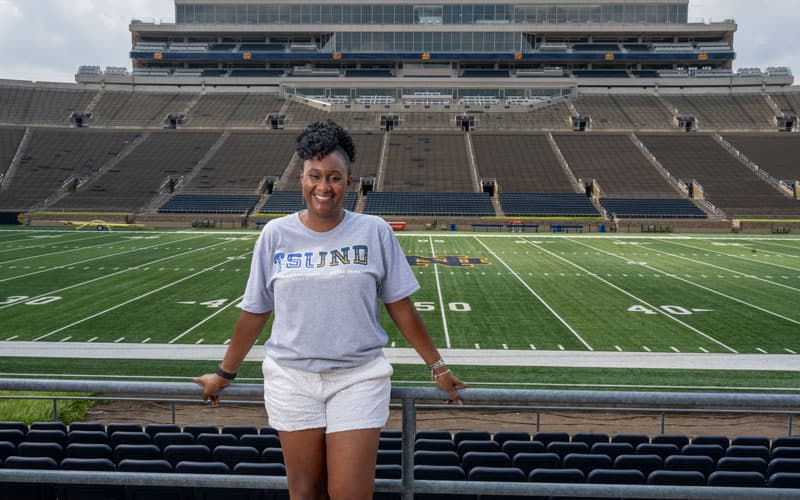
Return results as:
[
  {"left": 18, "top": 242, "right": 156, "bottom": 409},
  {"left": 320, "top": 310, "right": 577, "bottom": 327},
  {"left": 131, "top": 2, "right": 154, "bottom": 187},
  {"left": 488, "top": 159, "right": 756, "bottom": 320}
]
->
[{"left": 628, "top": 304, "right": 713, "bottom": 316}]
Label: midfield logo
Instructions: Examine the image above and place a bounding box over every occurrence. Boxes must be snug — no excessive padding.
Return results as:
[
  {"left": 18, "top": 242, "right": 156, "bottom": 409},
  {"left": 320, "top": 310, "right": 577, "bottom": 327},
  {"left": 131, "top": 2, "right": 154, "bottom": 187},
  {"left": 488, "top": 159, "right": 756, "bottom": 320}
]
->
[{"left": 406, "top": 256, "right": 491, "bottom": 268}]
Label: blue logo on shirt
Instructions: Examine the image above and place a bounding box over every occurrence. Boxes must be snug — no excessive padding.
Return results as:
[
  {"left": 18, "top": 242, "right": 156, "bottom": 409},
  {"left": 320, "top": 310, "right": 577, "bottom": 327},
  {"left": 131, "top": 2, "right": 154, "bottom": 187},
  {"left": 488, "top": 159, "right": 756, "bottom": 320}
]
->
[{"left": 274, "top": 245, "right": 369, "bottom": 273}]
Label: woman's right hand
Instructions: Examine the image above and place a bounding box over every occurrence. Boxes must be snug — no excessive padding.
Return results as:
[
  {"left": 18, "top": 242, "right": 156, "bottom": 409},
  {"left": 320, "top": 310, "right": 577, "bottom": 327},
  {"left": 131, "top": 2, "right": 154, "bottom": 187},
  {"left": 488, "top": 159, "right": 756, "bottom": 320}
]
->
[{"left": 192, "top": 373, "right": 230, "bottom": 407}]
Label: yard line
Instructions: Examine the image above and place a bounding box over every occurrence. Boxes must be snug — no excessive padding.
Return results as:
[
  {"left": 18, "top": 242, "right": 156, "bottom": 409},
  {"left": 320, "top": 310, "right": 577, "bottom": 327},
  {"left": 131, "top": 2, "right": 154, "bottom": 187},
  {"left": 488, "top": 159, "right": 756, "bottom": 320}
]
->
[
  {"left": 699, "top": 347, "right": 709, "bottom": 353},
  {"left": 570, "top": 238, "right": 800, "bottom": 328},
  {"left": 756, "top": 348, "right": 768, "bottom": 354},
  {"left": 114, "top": 338, "right": 125, "bottom": 343},
  {"left": 88, "top": 337, "right": 98, "bottom": 343},
  {"left": 0, "top": 235, "right": 118, "bottom": 264},
  {"left": 142, "top": 338, "right": 151, "bottom": 344},
  {"left": 59, "top": 337, "right": 71, "bottom": 343},
  {"left": 0, "top": 233, "right": 108, "bottom": 255},
  {"left": 529, "top": 344, "right": 536, "bottom": 350},
  {"left": 530, "top": 239, "right": 737, "bottom": 353},
  {"left": 474, "top": 343, "right": 480, "bottom": 349},
  {"left": 670, "top": 346, "right": 680, "bottom": 353},
  {"left": 642, "top": 346, "right": 651, "bottom": 352},
  {"left": 757, "top": 240, "right": 800, "bottom": 255},
  {"left": 785, "top": 348, "right": 797, "bottom": 354},
  {"left": 428, "top": 236, "right": 451, "bottom": 348},
  {"left": 664, "top": 240, "right": 800, "bottom": 275},
  {"left": 6, "top": 336, "right": 18, "bottom": 341},
  {"left": 0, "top": 236, "right": 226, "bottom": 310},
  {"left": 32, "top": 251, "right": 251, "bottom": 342},
  {"left": 475, "top": 236, "right": 593, "bottom": 351},
  {"left": 0, "top": 234, "right": 207, "bottom": 283},
  {"left": 169, "top": 294, "right": 245, "bottom": 344}
]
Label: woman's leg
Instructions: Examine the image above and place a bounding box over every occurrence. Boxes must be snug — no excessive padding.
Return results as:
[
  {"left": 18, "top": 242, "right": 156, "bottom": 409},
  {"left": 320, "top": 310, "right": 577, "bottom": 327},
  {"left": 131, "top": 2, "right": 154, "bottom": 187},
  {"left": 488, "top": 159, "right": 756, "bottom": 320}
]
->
[
  {"left": 279, "top": 428, "right": 329, "bottom": 500},
  {"left": 325, "top": 428, "right": 381, "bottom": 500}
]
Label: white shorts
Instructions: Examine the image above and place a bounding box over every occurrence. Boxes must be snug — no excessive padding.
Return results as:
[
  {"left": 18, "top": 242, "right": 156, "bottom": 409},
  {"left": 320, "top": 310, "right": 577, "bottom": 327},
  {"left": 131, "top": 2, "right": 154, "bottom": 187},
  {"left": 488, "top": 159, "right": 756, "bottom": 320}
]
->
[{"left": 262, "top": 355, "right": 393, "bottom": 434}]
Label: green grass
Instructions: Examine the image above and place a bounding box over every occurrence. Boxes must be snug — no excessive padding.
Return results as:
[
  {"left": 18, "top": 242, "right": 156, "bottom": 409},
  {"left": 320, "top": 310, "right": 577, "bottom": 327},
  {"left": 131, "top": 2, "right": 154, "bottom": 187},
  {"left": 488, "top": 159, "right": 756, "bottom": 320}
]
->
[
  {"left": 1, "top": 228, "right": 799, "bottom": 393},
  {"left": 0, "top": 391, "right": 95, "bottom": 424}
]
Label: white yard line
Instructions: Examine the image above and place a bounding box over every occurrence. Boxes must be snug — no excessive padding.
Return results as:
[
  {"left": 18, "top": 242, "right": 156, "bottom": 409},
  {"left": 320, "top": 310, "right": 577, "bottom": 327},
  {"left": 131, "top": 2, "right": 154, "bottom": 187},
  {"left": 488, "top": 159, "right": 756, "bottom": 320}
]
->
[
  {"left": 0, "top": 235, "right": 116, "bottom": 264},
  {"left": 0, "top": 234, "right": 108, "bottom": 254},
  {"left": 530, "top": 239, "right": 738, "bottom": 354},
  {"left": 756, "top": 240, "right": 800, "bottom": 255},
  {"left": 429, "top": 236, "right": 451, "bottom": 348},
  {"left": 0, "top": 234, "right": 206, "bottom": 284},
  {"left": 572, "top": 238, "right": 800, "bottom": 328},
  {"left": 663, "top": 240, "right": 800, "bottom": 276},
  {"left": 169, "top": 294, "right": 245, "bottom": 344},
  {"left": 474, "top": 236, "right": 593, "bottom": 351},
  {"left": 32, "top": 251, "right": 251, "bottom": 342},
  {"left": 0, "top": 237, "right": 222, "bottom": 310}
]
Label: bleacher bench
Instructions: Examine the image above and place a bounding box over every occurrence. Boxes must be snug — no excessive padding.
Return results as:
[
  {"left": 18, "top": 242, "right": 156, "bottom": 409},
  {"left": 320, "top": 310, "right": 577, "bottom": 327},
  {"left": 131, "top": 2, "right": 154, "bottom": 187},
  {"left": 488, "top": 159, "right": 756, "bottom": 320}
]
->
[{"left": 550, "top": 224, "right": 583, "bottom": 233}]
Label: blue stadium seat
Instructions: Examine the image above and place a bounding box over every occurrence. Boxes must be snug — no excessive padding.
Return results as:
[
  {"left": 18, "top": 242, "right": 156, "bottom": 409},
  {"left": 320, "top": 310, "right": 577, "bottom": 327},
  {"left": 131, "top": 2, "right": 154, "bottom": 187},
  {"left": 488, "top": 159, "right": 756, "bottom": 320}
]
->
[
  {"left": 0, "top": 422, "right": 28, "bottom": 434},
  {"left": 110, "top": 431, "right": 152, "bottom": 447},
  {"left": 0, "top": 429, "right": 25, "bottom": 446},
  {"left": 145, "top": 424, "right": 181, "bottom": 439},
  {"left": 213, "top": 445, "right": 260, "bottom": 469},
  {"left": 117, "top": 458, "right": 173, "bottom": 472},
  {"left": 454, "top": 431, "right": 492, "bottom": 446},
  {"left": 511, "top": 452, "right": 561, "bottom": 476},
  {"left": 716, "top": 457, "right": 767, "bottom": 475},
  {"left": 262, "top": 447, "right": 285, "bottom": 464},
  {"left": 154, "top": 432, "right": 196, "bottom": 450},
  {"left": 611, "top": 434, "right": 649, "bottom": 448},
  {"left": 546, "top": 441, "right": 590, "bottom": 459},
  {"left": 175, "top": 461, "right": 229, "bottom": 474},
  {"left": 731, "top": 436, "right": 770, "bottom": 448},
  {"left": 414, "top": 450, "right": 460, "bottom": 466},
  {"left": 197, "top": 433, "right": 239, "bottom": 451},
  {"left": 17, "top": 441, "right": 64, "bottom": 462},
  {"left": 493, "top": 432, "right": 531, "bottom": 447},
  {"left": 563, "top": 453, "right": 613, "bottom": 475},
  {"left": 240, "top": 434, "right": 281, "bottom": 453},
  {"left": 646, "top": 470, "right": 706, "bottom": 486},
  {"left": 30, "top": 422, "right": 67, "bottom": 433},
  {"left": 25, "top": 429, "right": 67, "bottom": 448},
  {"left": 591, "top": 442, "right": 633, "bottom": 460},
  {"left": 457, "top": 440, "right": 501, "bottom": 457},
  {"left": 68, "top": 422, "right": 105, "bottom": 433},
  {"left": 61, "top": 457, "right": 124, "bottom": 500},
  {"left": 681, "top": 444, "right": 724, "bottom": 463},
  {"left": 772, "top": 447, "right": 800, "bottom": 459},
  {"left": 772, "top": 437, "right": 800, "bottom": 450},
  {"left": 163, "top": 444, "right": 213, "bottom": 466},
  {"left": 768, "top": 473, "right": 800, "bottom": 488},
  {"left": 614, "top": 454, "right": 662, "bottom": 477},
  {"left": 768, "top": 458, "right": 800, "bottom": 476},
  {"left": 260, "top": 427, "right": 279, "bottom": 436},
  {"left": 692, "top": 435, "right": 729, "bottom": 450},
  {"left": 468, "top": 467, "right": 526, "bottom": 500},
  {"left": 233, "top": 462, "right": 289, "bottom": 500},
  {"left": 65, "top": 443, "right": 113, "bottom": 460},
  {"left": 528, "top": 467, "right": 585, "bottom": 484},
  {"left": 106, "top": 423, "right": 142, "bottom": 436},
  {"left": 635, "top": 443, "right": 679, "bottom": 461},
  {"left": 502, "top": 440, "right": 545, "bottom": 458},
  {"left": 707, "top": 470, "right": 765, "bottom": 487},
  {"left": 68, "top": 430, "right": 108, "bottom": 445},
  {"left": 117, "top": 459, "right": 185, "bottom": 500},
  {"left": 379, "top": 437, "right": 403, "bottom": 450},
  {"left": 374, "top": 464, "right": 402, "bottom": 500},
  {"left": 587, "top": 468, "right": 645, "bottom": 484},
  {"left": 377, "top": 449, "right": 402, "bottom": 465},
  {"left": 652, "top": 434, "right": 690, "bottom": 450},
  {"left": 113, "top": 444, "right": 161, "bottom": 462},
  {"left": 1, "top": 456, "right": 59, "bottom": 500},
  {"left": 500, "top": 193, "right": 599, "bottom": 217},
  {"left": 415, "top": 438, "right": 456, "bottom": 453},
  {"left": 461, "top": 451, "right": 512, "bottom": 474},
  {"left": 414, "top": 465, "right": 469, "bottom": 500},
  {"left": 725, "top": 445, "right": 770, "bottom": 462},
  {"left": 380, "top": 430, "right": 402, "bottom": 439},
  {"left": 0, "top": 440, "right": 15, "bottom": 461},
  {"left": 416, "top": 431, "right": 453, "bottom": 441},
  {"left": 364, "top": 192, "right": 494, "bottom": 217},
  {"left": 572, "top": 433, "right": 609, "bottom": 448},
  {"left": 222, "top": 426, "right": 259, "bottom": 439},
  {"left": 664, "top": 454, "right": 715, "bottom": 477},
  {"left": 183, "top": 425, "right": 219, "bottom": 438}
]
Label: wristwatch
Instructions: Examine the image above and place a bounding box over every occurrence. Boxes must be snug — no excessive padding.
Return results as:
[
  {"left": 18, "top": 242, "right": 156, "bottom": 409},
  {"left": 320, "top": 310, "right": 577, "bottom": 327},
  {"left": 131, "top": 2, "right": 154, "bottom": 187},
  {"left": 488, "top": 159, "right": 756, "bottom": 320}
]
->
[{"left": 215, "top": 366, "right": 237, "bottom": 380}]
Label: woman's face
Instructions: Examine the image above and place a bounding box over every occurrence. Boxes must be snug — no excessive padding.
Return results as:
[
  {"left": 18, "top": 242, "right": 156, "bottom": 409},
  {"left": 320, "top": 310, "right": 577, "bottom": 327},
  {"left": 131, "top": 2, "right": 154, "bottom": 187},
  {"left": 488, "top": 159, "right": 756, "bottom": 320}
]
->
[{"left": 301, "top": 151, "right": 352, "bottom": 223}]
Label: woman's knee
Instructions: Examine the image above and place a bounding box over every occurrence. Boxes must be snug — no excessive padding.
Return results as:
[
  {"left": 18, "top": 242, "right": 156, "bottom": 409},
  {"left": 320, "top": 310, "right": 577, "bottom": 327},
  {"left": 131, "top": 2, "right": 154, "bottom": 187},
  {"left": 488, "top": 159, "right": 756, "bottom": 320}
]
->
[
  {"left": 287, "top": 476, "right": 328, "bottom": 500},
  {"left": 327, "top": 476, "right": 374, "bottom": 500}
]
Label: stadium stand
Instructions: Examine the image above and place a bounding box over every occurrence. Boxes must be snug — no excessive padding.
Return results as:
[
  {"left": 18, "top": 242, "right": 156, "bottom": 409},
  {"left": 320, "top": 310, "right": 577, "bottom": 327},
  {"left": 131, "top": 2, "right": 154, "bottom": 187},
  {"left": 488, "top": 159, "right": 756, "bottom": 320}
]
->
[
  {"left": 186, "top": 132, "right": 297, "bottom": 191},
  {"left": 479, "top": 100, "right": 572, "bottom": 130},
  {"left": 722, "top": 133, "right": 800, "bottom": 184},
  {"left": 0, "top": 128, "right": 141, "bottom": 210},
  {"left": 363, "top": 192, "right": 495, "bottom": 216},
  {"left": 499, "top": 192, "right": 600, "bottom": 217},
  {"left": 382, "top": 133, "right": 473, "bottom": 192},
  {"left": 553, "top": 134, "right": 681, "bottom": 196},
  {"left": 90, "top": 91, "right": 195, "bottom": 127},
  {"left": 600, "top": 198, "right": 707, "bottom": 219},
  {"left": 0, "top": 85, "right": 96, "bottom": 125},
  {"left": 157, "top": 194, "right": 261, "bottom": 214},
  {"left": 0, "top": 126, "right": 26, "bottom": 178},
  {"left": 51, "top": 132, "right": 221, "bottom": 212},
  {"left": 186, "top": 93, "right": 286, "bottom": 128},
  {"left": 638, "top": 134, "right": 800, "bottom": 218},
  {"left": 662, "top": 95, "right": 775, "bottom": 130},
  {"left": 471, "top": 133, "right": 578, "bottom": 192},
  {"left": 572, "top": 95, "right": 675, "bottom": 130}
]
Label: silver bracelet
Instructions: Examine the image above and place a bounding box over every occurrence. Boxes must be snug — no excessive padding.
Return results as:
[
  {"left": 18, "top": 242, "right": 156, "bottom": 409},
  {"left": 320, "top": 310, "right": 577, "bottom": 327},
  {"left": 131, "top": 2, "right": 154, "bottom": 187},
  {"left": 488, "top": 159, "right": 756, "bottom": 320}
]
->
[{"left": 428, "top": 358, "right": 446, "bottom": 370}]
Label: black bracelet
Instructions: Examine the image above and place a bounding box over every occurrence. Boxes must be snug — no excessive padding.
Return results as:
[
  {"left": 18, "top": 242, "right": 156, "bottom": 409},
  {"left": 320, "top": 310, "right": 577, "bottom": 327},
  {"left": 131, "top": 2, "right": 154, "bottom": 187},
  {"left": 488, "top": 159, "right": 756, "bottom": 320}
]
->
[{"left": 215, "top": 366, "right": 237, "bottom": 380}]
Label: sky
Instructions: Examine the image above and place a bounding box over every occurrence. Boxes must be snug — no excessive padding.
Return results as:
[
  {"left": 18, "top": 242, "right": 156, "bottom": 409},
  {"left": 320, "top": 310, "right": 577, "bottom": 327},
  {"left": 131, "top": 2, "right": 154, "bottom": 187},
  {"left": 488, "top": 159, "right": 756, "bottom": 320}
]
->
[{"left": 0, "top": 0, "right": 797, "bottom": 83}]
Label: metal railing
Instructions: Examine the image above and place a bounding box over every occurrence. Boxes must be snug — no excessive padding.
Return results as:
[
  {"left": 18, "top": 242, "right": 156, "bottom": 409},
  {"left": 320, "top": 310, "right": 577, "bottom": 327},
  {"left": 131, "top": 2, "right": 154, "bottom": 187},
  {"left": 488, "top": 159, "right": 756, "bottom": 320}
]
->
[{"left": 1, "top": 378, "right": 799, "bottom": 499}]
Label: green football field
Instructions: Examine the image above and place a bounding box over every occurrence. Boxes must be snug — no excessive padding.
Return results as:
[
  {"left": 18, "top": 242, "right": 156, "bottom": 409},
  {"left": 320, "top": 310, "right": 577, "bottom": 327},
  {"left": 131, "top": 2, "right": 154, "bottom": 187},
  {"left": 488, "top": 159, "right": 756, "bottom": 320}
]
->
[{"left": 1, "top": 227, "right": 799, "bottom": 390}]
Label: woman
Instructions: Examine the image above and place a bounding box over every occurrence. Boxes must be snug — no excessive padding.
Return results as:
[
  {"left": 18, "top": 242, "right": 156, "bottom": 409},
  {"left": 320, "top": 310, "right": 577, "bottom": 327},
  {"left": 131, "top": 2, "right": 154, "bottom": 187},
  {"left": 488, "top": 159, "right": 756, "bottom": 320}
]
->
[{"left": 194, "top": 120, "right": 466, "bottom": 500}]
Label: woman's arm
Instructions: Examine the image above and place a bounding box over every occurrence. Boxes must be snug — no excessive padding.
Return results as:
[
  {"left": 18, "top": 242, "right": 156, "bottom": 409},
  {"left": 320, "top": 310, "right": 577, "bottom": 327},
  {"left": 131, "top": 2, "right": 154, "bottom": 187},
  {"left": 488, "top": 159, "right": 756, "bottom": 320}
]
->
[
  {"left": 385, "top": 297, "right": 466, "bottom": 403},
  {"left": 193, "top": 309, "right": 271, "bottom": 405}
]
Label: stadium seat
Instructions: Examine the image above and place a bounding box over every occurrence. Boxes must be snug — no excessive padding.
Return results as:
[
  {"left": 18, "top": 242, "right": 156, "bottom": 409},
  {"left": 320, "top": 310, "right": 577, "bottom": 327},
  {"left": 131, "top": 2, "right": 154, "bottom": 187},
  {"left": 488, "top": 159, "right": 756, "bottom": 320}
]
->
[
  {"left": 416, "top": 431, "right": 452, "bottom": 441},
  {"left": 197, "top": 432, "right": 239, "bottom": 450},
  {"left": 511, "top": 452, "right": 561, "bottom": 476},
  {"left": 772, "top": 447, "right": 800, "bottom": 459},
  {"left": 681, "top": 444, "right": 724, "bottom": 463},
  {"left": 377, "top": 449, "right": 402, "bottom": 465},
  {"left": 0, "top": 441, "right": 15, "bottom": 461},
  {"left": 635, "top": 443, "right": 679, "bottom": 460},
  {"left": 30, "top": 422, "right": 67, "bottom": 433},
  {"left": 213, "top": 445, "right": 260, "bottom": 469},
  {"left": 731, "top": 436, "right": 770, "bottom": 448},
  {"left": 461, "top": 451, "right": 512, "bottom": 474},
  {"left": 379, "top": 437, "right": 403, "bottom": 450},
  {"left": 528, "top": 467, "right": 585, "bottom": 484},
  {"left": 106, "top": 423, "right": 142, "bottom": 436},
  {"left": 176, "top": 460, "right": 230, "bottom": 474},
  {"left": 117, "top": 459, "right": 184, "bottom": 500},
  {"left": 563, "top": 453, "right": 613, "bottom": 475},
  {"left": 117, "top": 458, "right": 173, "bottom": 472},
  {"left": 414, "top": 465, "right": 470, "bottom": 500},
  {"left": 153, "top": 432, "right": 196, "bottom": 450},
  {"left": 413, "top": 450, "right": 460, "bottom": 466},
  {"left": 454, "top": 431, "right": 492, "bottom": 446},
  {"left": 0, "top": 422, "right": 28, "bottom": 433},
  {"left": 646, "top": 470, "right": 706, "bottom": 486},
  {"left": 222, "top": 425, "right": 259, "bottom": 439},
  {"left": 25, "top": 429, "right": 67, "bottom": 448},
  {"left": 664, "top": 454, "right": 715, "bottom": 477},
  {"left": 572, "top": 433, "right": 609, "bottom": 448},
  {"left": 587, "top": 468, "right": 645, "bottom": 484},
  {"left": 611, "top": 434, "right": 649, "bottom": 448},
  {"left": 692, "top": 435, "right": 729, "bottom": 450},
  {"left": 502, "top": 440, "right": 545, "bottom": 457},
  {"left": 614, "top": 454, "right": 662, "bottom": 477},
  {"left": 591, "top": 442, "right": 633, "bottom": 461},
  {"left": 113, "top": 444, "right": 161, "bottom": 462},
  {"left": 263, "top": 447, "right": 285, "bottom": 464},
  {"left": 69, "top": 422, "right": 105, "bottom": 433},
  {"left": 772, "top": 437, "right": 800, "bottom": 450},
  {"left": 768, "top": 458, "right": 800, "bottom": 475},
  {"left": 145, "top": 424, "right": 181, "bottom": 438},
  {"left": 493, "top": 432, "right": 531, "bottom": 446},
  {"left": 547, "top": 441, "right": 590, "bottom": 459},
  {"left": 468, "top": 466, "right": 526, "bottom": 500},
  {"left": 163, "top": 444, "right": 213, "bottom": 466},
  {"left": 652, "top": 434, "right": 690, "bottom": 449},
  {"left": 415, "top": 438, "right": 456, "bottom": 452},
  {"left": 68, "top": 430, "right": 108, "bottom": 445},
  {"left": 17, "top": 441, "right": 64, "bottom": 462},
  {"left": 457, "top": 440, "right": 501, "bottom": 457},
  {"left": 707, "top": 470, "right": 766, "bottom": 487},
  {"left": 183, "top": 425, "right": 219, "bottom": 438},
  {"left": 532, "top": 432, "right": 570, "bottom": 447},
  {"left": 259, "top": 427, "right": 279, "bottom": 436},
  {"left": 1, "top": 456, "right": 59, "bottom": 500},
  {"left": 110, "top": 431, "right": 152, "bottom": 447},
  {"left": 240, "top": 434, "right": 281, "bottom": 453},
  {"left": 380, "top": 430, "right": 402, "bottom": 439},
  {"left": 61, "top": 457, "right": 124, "bottom": 500},
  {"left": 65, "top": 443, "right": 113, "bottom": 460},
  {"left": 768, "top": 473, "right": 800, "bottom": 488},
  {"left": 716, "top": 457, "right": 768, "bottom": 475},
  {"left": 0, "top": 429, "right": 24, "bottom": 446},
  {"left": 725, "top": 445, "right": 770, "bottom": 462},
  {"left": 374, "top": 464, "right": 402, "bottom": 500}
]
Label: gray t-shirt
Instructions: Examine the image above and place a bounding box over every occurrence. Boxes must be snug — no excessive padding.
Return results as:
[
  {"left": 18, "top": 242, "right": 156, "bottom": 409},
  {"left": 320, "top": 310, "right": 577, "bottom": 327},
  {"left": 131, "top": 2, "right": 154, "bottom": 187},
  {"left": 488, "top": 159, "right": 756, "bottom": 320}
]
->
[{"left": 241, "top": 210, "right": 420, "bottom": 372}]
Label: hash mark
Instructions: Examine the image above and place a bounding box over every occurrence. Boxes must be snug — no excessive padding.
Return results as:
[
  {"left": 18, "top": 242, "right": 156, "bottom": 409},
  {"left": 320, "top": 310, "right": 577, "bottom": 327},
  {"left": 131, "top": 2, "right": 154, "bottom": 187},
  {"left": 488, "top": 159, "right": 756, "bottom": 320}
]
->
[
  {"left": 785, "top": 348, "right": 797, "bottom": 354},
  {"left": 642, "top": 346, "right": 651, "bottom": 352},
  {"left": 558, "top": 344, "right": 565, "bottom": 351},
  {"left": 142, "top": 338, "right": 151, "bottom": 344},
  {"left": 614, "top": 345, "right": 623, "bottom": 352},
  {"left": 59, "top": 337, "right": 71, "bottom": 343},
  {"left": 114, "top": 337, "right": 125, "bottom": 343},
  {"left": 699, "top": 347, "right": 709, "bottom": 353},
  {"left": 530, "top": 344, "right": 536, "bottom": 350},
  {"left": 756, "top": 348, "right": 768, "bottom": 354},
  {"left": 474, "top": 343, "right": 480, "bottom": 349},
  {"left": 670, "top": 346, "right": 680, "bottom": 353},
  {"left": 88, "top": 337, "right": 98, "bottom": 343}
]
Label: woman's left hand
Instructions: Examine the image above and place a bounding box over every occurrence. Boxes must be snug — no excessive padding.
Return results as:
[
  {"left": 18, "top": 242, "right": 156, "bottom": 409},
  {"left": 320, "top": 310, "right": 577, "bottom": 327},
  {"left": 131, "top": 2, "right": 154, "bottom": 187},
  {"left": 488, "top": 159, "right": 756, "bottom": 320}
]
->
[{"left": 434, "top": 371, "right": 467, "bottom": 405}]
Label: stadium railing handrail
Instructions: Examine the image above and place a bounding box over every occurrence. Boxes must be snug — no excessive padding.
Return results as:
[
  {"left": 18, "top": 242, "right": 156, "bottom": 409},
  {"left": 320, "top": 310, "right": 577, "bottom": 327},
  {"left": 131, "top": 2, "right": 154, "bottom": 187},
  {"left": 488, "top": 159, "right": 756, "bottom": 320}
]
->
[{"left": 1, "top": 378, "right": 799, "bottom": 499}]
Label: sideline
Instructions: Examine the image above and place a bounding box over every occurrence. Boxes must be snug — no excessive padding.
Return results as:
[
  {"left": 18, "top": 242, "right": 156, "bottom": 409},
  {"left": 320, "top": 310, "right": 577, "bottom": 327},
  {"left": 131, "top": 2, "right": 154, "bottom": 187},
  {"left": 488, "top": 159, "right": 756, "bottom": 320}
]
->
[{"left": 0, "top": 342, "right": 798, "bottom": 371}]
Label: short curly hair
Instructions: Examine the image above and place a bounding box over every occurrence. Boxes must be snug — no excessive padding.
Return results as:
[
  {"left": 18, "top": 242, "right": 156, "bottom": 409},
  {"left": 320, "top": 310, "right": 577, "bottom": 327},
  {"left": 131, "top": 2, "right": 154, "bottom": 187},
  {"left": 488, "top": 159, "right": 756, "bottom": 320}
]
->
[{"left": 295, "top": 120, "right": 356, "bottom": 171}]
